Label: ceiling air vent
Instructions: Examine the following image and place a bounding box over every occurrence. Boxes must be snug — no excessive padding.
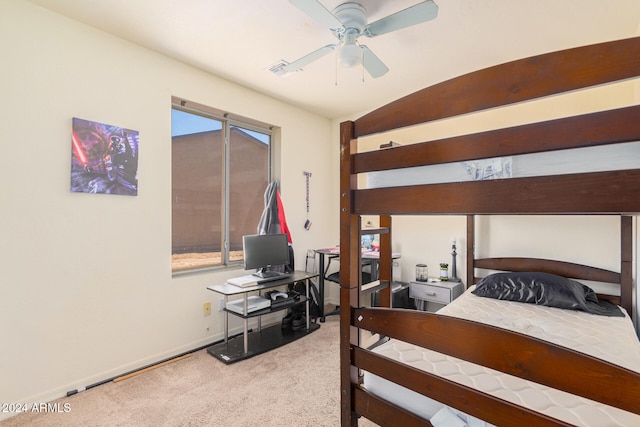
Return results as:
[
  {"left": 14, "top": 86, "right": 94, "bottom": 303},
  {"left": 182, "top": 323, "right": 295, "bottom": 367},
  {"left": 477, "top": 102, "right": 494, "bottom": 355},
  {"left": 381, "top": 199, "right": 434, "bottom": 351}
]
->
[{"left": 268, "top": 60, "right": 295, "bottom": 78}]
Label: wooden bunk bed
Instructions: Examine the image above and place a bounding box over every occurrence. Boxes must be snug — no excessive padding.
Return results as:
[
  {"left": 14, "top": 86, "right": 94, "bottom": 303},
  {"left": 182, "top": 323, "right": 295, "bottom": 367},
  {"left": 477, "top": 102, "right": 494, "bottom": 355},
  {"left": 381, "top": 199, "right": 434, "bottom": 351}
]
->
[{"left": 338, "top": 37, "right": 640, "bottom": 426}]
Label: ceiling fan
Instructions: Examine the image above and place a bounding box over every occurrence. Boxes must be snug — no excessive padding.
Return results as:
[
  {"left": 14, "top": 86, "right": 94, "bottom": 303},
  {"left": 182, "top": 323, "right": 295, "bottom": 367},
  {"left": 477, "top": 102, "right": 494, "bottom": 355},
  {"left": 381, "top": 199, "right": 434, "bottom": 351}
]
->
[{"left": 276, "top": 0, "right": 439, "bottom": 78}]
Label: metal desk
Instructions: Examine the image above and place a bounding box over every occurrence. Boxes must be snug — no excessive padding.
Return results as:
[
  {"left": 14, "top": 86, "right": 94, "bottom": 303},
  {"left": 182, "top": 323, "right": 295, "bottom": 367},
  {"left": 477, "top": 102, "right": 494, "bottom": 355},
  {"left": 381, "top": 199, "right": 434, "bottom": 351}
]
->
[
  {"left": 315, "top": 248, "right": 400, "bottom": 321},
  {"left": 206, "top": 270, "right": 319, "bottom": 363}
]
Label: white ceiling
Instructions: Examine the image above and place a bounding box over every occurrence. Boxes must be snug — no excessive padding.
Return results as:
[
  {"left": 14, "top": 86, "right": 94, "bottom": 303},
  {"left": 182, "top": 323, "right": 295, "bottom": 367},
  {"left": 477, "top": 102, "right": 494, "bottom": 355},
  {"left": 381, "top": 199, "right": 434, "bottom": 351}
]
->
[{"left": 26, "top": 0, "right": 640, "bottom": 119}]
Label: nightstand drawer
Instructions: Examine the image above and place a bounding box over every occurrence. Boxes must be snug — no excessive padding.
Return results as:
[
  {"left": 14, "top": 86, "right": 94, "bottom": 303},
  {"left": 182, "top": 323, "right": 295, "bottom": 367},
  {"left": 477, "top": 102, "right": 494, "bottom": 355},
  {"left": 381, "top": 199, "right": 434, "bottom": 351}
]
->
[{"left": 410, "top": 281, "right": 464, "bottom": 305}]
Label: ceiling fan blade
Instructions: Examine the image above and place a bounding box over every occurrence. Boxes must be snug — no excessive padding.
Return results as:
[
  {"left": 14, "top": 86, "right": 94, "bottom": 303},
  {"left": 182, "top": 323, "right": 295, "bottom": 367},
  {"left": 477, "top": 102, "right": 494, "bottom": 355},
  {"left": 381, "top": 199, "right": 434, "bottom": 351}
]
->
[
  {"left": 290, "top": 0, "right": 343, "bottom": 30},
  {"left": 361, "top": 46, "right": 389, "bottom": 78},
  {"left": 282, "top": 44, "right": 336, "bottom": 73},
  {"left": 364, "top": 1, "right": 438, "bottom": 37}
]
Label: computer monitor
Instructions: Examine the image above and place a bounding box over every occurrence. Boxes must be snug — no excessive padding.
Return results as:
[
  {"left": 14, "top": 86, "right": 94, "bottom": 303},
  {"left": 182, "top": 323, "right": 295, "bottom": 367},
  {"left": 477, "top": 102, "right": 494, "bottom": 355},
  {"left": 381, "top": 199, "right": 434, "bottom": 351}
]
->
[
  {"left": 361, "top": 234, "right": 374, "bottom": 249},
  {"left": 242, "top": 233, "right": 290, "bottom": 277}
]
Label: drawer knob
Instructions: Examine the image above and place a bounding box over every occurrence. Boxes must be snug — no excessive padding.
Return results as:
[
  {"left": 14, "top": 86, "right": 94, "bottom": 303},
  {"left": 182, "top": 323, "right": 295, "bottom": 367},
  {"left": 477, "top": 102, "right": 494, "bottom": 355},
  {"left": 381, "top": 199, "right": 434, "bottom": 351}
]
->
[{"left": 425, "top": 292, "right": 437, "bottom": 296}]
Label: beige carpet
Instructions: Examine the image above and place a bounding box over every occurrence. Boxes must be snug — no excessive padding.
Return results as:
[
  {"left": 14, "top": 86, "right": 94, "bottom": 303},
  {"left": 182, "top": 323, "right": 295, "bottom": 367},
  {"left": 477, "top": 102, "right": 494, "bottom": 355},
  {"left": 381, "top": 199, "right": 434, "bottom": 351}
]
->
[{"left": 2, "top": 316, "right": 378, "bottom": 427}]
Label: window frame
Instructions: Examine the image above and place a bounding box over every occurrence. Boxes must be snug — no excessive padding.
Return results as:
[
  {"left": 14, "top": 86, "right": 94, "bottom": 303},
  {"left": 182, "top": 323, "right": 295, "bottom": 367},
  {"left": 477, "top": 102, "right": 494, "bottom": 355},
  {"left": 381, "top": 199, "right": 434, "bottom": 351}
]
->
[{"left": 171, "top": 98, "right": 273, "bottom": 275}]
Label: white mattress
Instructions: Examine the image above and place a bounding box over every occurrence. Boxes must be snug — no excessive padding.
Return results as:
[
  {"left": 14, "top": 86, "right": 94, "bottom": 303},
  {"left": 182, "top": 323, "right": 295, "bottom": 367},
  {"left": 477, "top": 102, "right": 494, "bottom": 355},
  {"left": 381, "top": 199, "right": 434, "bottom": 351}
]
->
[{"left": 363, "top": 287, "right": 640, "bottom": 426}]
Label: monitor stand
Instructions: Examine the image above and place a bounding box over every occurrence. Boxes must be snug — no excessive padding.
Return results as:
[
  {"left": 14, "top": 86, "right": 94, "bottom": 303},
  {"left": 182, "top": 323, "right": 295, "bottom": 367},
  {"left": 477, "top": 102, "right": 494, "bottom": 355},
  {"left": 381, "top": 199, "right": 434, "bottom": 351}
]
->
[{"left": 252, "top": 269, "right": 282, "bottom": 279}]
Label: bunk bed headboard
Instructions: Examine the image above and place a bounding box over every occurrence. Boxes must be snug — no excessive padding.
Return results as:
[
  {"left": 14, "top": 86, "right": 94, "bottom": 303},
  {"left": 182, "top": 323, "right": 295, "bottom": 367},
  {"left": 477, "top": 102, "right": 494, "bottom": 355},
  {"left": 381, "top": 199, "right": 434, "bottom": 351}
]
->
[{"left": 339, "top": 36, "right": 640, "bottom": 426}]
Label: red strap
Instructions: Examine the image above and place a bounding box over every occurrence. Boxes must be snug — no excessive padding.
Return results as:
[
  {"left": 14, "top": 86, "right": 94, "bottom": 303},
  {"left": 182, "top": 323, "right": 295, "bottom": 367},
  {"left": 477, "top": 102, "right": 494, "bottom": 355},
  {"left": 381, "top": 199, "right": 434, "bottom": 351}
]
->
[{"left": 276, "top": 189, "right": 292, "bottom": 244}]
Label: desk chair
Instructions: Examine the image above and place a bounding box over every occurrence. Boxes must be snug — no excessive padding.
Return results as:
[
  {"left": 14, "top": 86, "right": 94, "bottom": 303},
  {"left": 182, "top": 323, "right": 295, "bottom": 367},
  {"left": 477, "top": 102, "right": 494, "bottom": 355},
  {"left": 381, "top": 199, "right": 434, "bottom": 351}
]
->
[{"left": 322, "top": 256, "right": 373, "bottom": 319}]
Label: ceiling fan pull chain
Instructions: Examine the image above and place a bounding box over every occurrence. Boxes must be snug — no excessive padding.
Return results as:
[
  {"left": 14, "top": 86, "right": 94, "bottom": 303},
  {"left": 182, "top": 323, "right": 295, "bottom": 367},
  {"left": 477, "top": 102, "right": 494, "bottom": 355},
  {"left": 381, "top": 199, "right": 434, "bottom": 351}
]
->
[
  {"left": 361, "top": 47, "right": 365, "bottom": 83},
  {"left": 335, "top": 48, "right": 338, "bottom": 86}
]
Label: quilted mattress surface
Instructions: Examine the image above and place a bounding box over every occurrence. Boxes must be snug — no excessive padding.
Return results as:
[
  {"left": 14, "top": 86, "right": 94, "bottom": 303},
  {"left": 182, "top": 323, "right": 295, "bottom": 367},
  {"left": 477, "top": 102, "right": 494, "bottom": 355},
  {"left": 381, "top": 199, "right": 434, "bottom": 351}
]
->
[{"left": 364, "top": 286, "right": 640, "bottom": 426}]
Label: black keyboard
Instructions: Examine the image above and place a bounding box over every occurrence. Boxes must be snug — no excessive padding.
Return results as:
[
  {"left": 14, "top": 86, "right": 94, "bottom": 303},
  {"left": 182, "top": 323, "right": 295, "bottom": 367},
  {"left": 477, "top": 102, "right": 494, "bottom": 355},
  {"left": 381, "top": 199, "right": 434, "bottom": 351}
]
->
[{"left": 253, "top": 272, "right": 291, "bottom": 283}]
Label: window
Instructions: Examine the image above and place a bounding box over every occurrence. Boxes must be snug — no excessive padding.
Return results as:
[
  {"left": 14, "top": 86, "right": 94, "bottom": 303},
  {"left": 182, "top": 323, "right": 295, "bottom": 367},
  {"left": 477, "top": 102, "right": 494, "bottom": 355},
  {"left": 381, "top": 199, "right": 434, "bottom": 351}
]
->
[{"left": 171, "top": 100, "right": 271, "bottom": 273}]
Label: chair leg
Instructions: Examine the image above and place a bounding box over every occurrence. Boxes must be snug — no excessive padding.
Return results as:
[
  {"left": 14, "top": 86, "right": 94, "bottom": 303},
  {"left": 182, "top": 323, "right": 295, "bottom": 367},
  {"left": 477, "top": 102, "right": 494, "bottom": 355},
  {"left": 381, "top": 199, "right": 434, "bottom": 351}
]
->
[{"left": 324, "top": 305, "right": 340, "bottom": 318}]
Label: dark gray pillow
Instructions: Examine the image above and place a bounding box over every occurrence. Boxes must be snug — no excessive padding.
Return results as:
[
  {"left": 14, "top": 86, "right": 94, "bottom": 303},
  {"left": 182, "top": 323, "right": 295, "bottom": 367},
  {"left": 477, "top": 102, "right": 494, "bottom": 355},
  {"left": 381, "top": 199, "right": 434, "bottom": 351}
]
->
[{"left": 472, "top": 272, "right": 623, "bottom": 316}]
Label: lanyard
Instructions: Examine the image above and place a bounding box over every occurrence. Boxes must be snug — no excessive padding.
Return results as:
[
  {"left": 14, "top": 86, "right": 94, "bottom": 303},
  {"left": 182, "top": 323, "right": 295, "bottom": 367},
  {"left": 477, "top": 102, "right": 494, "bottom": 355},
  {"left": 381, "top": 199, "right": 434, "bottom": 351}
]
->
[{"left": 303, "top": 171, "right": 312, "bottom": 230}]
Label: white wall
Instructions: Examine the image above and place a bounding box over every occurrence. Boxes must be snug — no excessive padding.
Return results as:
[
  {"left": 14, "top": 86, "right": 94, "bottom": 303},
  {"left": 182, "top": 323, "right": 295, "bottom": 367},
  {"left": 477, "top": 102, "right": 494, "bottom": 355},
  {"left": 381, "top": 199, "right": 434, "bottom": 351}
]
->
[{"left": 0, "top": 0, "right": 339, "bottom": 416}]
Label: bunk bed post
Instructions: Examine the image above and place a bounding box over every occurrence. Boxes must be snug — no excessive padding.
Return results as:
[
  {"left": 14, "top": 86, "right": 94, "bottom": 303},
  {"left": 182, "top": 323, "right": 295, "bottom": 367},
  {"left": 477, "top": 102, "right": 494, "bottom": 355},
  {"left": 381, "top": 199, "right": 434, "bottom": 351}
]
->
[
  {"left": 339, "top": 120, "right": 360, "bottom": 427},
  {"left": 466, "top": 215, "right": 475, "bottom": 287},
  {"left": 378, "top": 215, "right": 392, "bottom": 307},
  {"left": 621, "top": 215, "right": 633, "bottom": 318}
]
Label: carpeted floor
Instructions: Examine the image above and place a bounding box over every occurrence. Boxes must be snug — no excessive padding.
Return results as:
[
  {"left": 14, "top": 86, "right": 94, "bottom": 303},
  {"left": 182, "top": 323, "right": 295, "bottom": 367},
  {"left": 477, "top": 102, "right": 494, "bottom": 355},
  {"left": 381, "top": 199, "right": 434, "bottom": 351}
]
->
[{"left": 1, "top": 316, "right": 377, "bottom": 427}]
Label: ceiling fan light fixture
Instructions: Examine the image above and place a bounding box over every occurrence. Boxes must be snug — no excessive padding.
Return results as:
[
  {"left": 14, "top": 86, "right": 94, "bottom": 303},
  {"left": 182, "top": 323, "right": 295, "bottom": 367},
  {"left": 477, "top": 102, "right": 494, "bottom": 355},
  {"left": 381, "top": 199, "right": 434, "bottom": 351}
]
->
[
  {"left": 338, "top": 29, "right": 361, "bottom": 68},
  {"left": 338, "top": 43, "right": 361, "bottom": 68}
]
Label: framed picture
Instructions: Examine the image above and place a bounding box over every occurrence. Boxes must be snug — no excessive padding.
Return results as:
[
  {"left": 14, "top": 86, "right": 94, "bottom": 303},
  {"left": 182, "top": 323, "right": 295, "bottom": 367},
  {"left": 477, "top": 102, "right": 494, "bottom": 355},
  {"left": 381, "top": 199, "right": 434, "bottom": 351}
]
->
[{"left": 71, "top": 117, "right": 139, "bottom": 196}]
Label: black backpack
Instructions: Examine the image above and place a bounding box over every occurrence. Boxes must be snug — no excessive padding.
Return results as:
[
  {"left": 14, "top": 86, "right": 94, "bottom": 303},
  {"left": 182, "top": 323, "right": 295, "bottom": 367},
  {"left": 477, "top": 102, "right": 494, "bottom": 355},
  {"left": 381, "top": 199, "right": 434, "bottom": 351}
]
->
[{"left": 289, "top": 280, "right": 322, "bottom": 321}]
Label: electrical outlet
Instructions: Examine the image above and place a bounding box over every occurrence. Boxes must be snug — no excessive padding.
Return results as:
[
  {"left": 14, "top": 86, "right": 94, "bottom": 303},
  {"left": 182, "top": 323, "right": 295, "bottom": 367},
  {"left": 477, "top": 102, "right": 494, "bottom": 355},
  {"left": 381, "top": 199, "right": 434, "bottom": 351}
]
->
[
  {"left": 203, "top": 301, "right": 211, "bottom": 316},
  {"left": 218, "top": 298, "right": 225, "bottom": 311}
]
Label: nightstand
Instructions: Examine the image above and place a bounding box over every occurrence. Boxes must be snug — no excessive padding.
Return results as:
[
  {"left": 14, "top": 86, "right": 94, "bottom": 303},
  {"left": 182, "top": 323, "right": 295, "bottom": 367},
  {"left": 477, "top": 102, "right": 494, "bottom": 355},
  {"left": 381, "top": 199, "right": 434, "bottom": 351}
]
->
[{"left": 409, "top": 280, "right": 464, "bottom": 305}]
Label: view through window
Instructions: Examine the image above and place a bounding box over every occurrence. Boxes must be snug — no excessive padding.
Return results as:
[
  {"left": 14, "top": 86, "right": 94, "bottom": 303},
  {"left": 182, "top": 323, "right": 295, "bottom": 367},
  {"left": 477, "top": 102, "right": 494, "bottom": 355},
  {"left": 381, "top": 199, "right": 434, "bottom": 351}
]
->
[{"left": 171, "top": 105, "right": 271, "bottom": 273}]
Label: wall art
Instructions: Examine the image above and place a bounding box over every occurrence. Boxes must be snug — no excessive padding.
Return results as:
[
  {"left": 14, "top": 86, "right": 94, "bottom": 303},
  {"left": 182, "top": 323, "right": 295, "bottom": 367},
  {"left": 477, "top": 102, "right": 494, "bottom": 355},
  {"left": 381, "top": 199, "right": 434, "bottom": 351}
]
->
[{"left": 71, "top": 117, "right": 139, "bottom": 196}]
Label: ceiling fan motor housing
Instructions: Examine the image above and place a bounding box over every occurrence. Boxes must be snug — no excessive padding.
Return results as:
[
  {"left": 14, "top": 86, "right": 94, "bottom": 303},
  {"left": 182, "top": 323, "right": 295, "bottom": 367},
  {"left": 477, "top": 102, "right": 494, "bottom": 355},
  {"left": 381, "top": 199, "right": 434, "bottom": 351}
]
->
[{"left": 333, "top": 3, "right": 367, "bottom": 32}]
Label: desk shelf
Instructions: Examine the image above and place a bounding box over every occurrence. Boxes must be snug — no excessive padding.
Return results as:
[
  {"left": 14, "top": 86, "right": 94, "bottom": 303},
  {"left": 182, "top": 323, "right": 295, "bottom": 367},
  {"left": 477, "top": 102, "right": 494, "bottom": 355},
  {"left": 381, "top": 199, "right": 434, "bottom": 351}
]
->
[
  {"left": 223, "top": 296, "right": 309, "bottom": 319},
  {"left": 207, "top": 322, "right": 320, "bottom": 364}
]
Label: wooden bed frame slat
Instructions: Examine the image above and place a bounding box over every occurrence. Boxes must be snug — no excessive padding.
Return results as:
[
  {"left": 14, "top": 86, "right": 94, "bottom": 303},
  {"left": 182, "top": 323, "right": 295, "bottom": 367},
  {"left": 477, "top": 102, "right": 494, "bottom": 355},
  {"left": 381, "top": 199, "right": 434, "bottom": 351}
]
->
[
  {"left": 352, "top": 386, "right": 429, "bottom": 427},
  {"left": 354, "top": 169, "right": 640, "bottom": 215},
  {"left": 473, "top": 257, "right": 621, "bottom": 283},
  {"left": 354, "top": 307, "right": 640, "bottom": 415},
  {"left": 353, "top": 105, "right": 640, "bottom": 174},
  {"left": 353, "top": 36, "right": 640, "bottom": 138}
]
